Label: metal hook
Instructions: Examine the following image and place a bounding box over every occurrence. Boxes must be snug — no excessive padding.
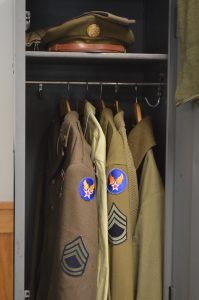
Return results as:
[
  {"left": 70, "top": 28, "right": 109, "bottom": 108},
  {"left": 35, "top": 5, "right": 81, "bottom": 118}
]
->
[
  {"left": 99, "top": 82, "right": 103, "bottom": 99},
  {"left": 134, "top": 85, "right": 138, "bottom": 103},
  {"left": 85, "top": 82, "right": 89, "bottom": 99},
  {"left": 144, "top": 84, "right": 161, "bottom": 108},
  {"left": 38, "top": 83, "right": 43, "bottom": 98},
  {"left": 66, "top": 82, "right": 70, "bottom": 98},
  {"left": 144, "top": 96, "right": 160, "bottom": 108},
  {"left": 115, "top": 83, "right": 119, "bottom": 95}
]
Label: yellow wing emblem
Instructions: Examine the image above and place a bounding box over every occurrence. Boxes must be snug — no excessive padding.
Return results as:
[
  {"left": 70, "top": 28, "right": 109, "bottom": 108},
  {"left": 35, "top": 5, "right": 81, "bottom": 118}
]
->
[
  {"left": 83, "top": 180, "right": 89, "bottom": 191},
  {"left": 116, "top": 173, "right": 124, "bottom": 185},
  {"left": 109, "top": 174, "right": 115, "bottom": 185},
  {"left": 89, "top": 184, "right": 95, "bottom": 193}
]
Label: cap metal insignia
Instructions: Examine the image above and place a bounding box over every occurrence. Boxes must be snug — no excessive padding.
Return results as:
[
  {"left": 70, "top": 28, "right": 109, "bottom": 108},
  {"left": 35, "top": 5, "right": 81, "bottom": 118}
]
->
[
  {"left": 108, "top": 203, "right": 127, "bottom": 245},
  {"left": 61, "top": 236, "right": 89, "bottom": 277},
  {"left": 107, "top": 169, "right": 128, "bottom": 195},
  {"left": 87, "top": 24, "right": 101, "bottom": 38}
]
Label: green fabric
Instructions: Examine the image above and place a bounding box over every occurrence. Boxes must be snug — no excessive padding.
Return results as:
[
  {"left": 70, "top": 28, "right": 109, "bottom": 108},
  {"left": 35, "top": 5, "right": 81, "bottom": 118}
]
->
[{"left": 176, "top": 0, "right": 199, "bottom": 105}]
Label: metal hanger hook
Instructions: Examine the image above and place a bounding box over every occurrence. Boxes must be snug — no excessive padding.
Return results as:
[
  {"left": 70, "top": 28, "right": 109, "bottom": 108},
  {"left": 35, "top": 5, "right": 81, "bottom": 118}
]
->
[
  {"left": 99, "top": 82, "right": 103, "bottom": 99},
  {"left": 38, "top": 83, "right": 43, "bottom": 98},
  {"left": 134, "top": 85, "right": 138, "bottom": 103},
  {"left": 144, "top": 96, "right": 160, "bottom": 108},
  {"left": 144, "top": 84, "right": 162, "bottom": 108},
  {"left": 67, "top": 82, "right": 70, "bottom": 93},
  {"left": 85, "top": 82, "right": 89, "bottom": 99},
  {"left": 67, "top": 82, "right": 70, "bottom": 98},
  {"left": 114, "top": 83, "right": 119, "bottom": 95}
]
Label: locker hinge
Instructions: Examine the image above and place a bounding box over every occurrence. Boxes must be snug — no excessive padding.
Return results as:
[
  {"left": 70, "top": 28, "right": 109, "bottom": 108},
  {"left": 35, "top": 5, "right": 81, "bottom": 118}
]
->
[
  {"left": 169, "top": 286, "right": 176, "bottom": 300},
  {"left": 24, "top": 289, "right": 30, "bottom": 299}
]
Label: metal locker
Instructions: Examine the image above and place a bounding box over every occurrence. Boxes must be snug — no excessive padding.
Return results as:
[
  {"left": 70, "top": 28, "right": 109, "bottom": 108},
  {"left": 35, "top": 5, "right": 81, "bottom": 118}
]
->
[{"left": 14, "top": 0, "right": 197, "bottom": 299}]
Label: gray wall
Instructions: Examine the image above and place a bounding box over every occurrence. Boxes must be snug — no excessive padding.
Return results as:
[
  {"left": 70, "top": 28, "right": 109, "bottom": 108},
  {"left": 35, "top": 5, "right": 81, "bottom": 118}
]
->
[
  {"left": 173, "top": 103, "right": 199, "bottom": 300},
  {"left": 0, "top": 0, "right": 14, "bottom": 201}
]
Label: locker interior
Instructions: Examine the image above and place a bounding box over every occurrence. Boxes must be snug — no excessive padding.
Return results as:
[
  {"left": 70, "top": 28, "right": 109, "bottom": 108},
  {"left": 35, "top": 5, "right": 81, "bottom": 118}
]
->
[{"left": 25, "top": 0, "right": 170, "bottom": 293}]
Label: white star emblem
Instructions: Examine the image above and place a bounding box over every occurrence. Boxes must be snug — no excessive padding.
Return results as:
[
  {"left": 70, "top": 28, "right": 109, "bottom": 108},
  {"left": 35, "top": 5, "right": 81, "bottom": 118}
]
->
[
  {"left": 111, "top": 181, "right": 119, "bottom": 191},
  {"left": 84, "top": 189, "right": 91, "bottom": 199}
]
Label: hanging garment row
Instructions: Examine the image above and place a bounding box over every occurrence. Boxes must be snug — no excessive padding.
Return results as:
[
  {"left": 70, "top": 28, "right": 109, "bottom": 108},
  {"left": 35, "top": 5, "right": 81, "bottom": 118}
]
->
[{"left": 29, "top": 94, "right": 164, "bottom": 300}]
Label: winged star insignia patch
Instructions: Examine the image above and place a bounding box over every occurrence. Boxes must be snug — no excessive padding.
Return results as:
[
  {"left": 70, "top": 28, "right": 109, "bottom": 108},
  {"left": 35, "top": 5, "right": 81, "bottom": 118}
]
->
[
  {"left": 79, "top": 177, "right": 95, "bottom": 201},
  {"left": 108, "top": 203, "right": 127, "bottom": 245},
  {"left": 107, "top": 169, "right": 127, "bottom": 194},
  {"left": 61, "top": 236, "right": 89, "bottom": 277}
]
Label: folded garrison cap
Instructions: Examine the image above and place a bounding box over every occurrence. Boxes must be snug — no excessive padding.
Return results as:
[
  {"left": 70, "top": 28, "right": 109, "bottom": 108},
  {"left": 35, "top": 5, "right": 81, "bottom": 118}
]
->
[{"left": 42, "top": 11, "right": 136, "bottom": 53}]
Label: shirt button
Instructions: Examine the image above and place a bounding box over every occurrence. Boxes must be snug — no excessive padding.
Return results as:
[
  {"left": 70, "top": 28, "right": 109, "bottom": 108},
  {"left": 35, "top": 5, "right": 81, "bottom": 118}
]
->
[
  {"left": 51, "top": 179, "right": 56, "bottom": 185},
  {"left": 51, "top": 205, "right": 54, "bottom": 211}
]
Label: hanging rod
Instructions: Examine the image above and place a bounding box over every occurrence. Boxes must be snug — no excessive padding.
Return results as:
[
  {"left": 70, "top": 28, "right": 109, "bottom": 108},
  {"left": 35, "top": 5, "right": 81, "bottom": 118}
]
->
[{"left": 26, "top": 81, "right": 166, "bottom": 86}]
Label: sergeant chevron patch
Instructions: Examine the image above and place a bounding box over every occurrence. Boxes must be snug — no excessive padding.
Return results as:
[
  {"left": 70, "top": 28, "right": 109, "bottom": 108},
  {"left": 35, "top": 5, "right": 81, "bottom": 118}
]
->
[
  {"left": 107, "top": 169, "right": 127, "bottom": 195},
  {"left": 79, "top": 177, "right": 96, "bottom": 201},
  {"left": 108, "top": 203, "right": 127, "bottom": 245},
  {"left": 61, "top": 236, "right": 89, "bottom": 277}
]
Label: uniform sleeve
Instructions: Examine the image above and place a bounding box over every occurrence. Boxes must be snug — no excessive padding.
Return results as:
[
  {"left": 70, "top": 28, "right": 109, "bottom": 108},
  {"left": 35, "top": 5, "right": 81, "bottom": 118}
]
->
[
  {"left": 48, "top": 162, "right": 98, "bottom": 300},
  {"left": 134, "top": 150, "right": 164, "bottom": 300}
]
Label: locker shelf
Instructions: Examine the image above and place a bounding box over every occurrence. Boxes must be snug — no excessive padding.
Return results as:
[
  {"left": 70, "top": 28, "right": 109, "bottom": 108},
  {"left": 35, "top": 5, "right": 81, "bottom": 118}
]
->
[{"left": 26, "top": 51, "right": 168, "bottom": 61}]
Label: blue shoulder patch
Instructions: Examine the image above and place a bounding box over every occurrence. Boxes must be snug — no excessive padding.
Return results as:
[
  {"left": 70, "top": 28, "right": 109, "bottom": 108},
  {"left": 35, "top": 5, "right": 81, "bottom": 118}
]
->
[
  {"left": 61, "top": 236, "right": 89, "bottom": 277},
  {"left": 107, "top": 169, "right": 127, "bottom": 195},
  {"left": 79, "top": 177, "right": 95, "bottom": 201}
]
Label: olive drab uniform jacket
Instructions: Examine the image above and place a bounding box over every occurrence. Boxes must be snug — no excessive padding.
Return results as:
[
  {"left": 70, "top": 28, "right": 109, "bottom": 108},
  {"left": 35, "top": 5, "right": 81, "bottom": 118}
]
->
[
  {"left": 83, "top": 102, "right": 109, "bottom": 300},
  {"left": 36, "top": 111, "right": 98, "bottom": 300},
  {"left": 128, "top": 117, "right": 164, "bottom": 300},
  {"left": 100, "top": 108, "right": 139, "bottom": 300}
]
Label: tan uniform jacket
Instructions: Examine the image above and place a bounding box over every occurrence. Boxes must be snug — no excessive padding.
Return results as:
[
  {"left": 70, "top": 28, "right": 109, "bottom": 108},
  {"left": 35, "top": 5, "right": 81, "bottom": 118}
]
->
[
  {"left": 37, "top": 111, "right": 98, "bottom": 300},
  {"left": 84, "top": 102, "right": 109, "bottom": 300},
  {"left": 100, "top": 108, "right": 139, "bottom": 300},
  {"left": 128, "top": 117, "right": 164, "bottom": 300}
]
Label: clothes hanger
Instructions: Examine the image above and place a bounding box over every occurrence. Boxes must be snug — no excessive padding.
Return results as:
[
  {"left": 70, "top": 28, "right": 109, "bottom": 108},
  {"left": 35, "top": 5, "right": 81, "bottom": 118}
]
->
[
  {"left": 133, "top": 85, "right": 142, "bottom": 123},
  {"left": 78, "top": 82, "right": 88, "bottom": 118},
  {"left": 113, "top": 83, "right": 121, "bottom": 114},
  {"left": 97, "top": 83, "right": 106, "bottom": 114},
  {"left": 65, "top": 82, "right": 71, "bottom": 113}
]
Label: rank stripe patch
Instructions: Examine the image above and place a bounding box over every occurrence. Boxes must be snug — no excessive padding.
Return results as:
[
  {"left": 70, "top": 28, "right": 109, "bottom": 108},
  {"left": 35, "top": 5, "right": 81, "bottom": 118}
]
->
[
  {"left": 108, "top": 203, "right": 127, "bottom": 245},
  {"left": 61, "top": 236, "right": 89, "bottom": 277}
]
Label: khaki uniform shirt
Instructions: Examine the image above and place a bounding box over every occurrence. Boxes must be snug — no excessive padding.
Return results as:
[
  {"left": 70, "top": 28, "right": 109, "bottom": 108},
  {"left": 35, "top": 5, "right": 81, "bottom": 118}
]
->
[
  {"left": 37, "top": 111, "right": 98, "bottom": 300},
  {"left": 83, "top": 101, "right": 109, "bottom": 300},
  {"left": 128, "top": 117, "right": 164, "bottom": 300},
  {"left": 100, "top": 108, "right": 139, "bottom": 300}
]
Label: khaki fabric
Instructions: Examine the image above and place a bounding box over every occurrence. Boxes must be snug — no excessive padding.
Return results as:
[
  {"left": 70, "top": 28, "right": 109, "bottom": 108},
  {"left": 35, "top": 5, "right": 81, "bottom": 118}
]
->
[
  {"left": 42, "top": 11, "right": 135, "bottom": 48},
  {"left": 26, "top": 29, "right": 47, "bottom": 51},
  {"left": 128, "top": 118, "right": 164, "bottom": 300},
  {"left": 36, "top": 111, "right": 98, "bottom": 300},
  {"left": 127, "top": 117, "right": 156, "bottom": 170},
  {"left": 100, "top": 108, "right": 139, "bottom": 300},
  {"left": 176, "top": 0, "right": 199, "bottom": 105},
  {"left": 83, "top": 101, "right": 109, "bottom": 300}
]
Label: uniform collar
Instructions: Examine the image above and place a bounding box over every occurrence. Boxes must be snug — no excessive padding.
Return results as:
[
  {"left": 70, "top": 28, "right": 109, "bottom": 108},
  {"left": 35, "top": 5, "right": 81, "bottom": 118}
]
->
[
  {"left": 128, "top": 117, "right": 156, "bottom": 169},
  {"left": 114, "top": 111, "right": 125, "bottom": 130},
  {"left": 84, "top": 101, "right": 96, "bottom": 116},
  {"left": 100, "top": 107, "right": 126, "bottom": 165}
]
